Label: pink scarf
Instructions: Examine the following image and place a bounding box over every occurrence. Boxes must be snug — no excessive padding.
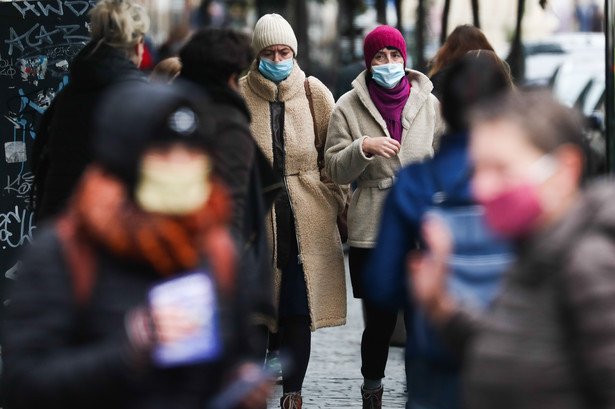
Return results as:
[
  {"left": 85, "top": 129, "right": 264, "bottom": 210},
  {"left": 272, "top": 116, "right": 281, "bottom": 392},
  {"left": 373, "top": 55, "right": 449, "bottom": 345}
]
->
[{"left": 368, "top": 76, "right": 411, "bottom": 143}]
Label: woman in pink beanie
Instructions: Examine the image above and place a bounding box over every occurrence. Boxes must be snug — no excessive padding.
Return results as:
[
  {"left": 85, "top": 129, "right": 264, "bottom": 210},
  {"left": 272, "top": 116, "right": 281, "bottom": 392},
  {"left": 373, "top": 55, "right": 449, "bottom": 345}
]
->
[{"left": 325, "top": 25, "right": 444, "bottom": 409}]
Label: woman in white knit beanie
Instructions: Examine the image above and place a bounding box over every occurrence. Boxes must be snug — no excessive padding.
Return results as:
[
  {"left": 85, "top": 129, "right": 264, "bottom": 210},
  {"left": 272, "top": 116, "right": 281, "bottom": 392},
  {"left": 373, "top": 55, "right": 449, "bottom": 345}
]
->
[{"left": 239, "top": 13, "right": 348, "bottom": 409}]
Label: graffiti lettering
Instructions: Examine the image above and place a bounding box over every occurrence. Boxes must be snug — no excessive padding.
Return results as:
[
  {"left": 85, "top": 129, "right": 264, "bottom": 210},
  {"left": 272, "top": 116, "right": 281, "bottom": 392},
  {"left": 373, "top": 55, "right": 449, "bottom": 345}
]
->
[
  {"left": 5, "top": 23, "right": 89, "bottom": 56},
  {"left": 12, "top": 0, "right": 94, "bottom": 19},
  {"left": 0, "top": 206, "right": 35, "bottom": 249},
  {"left": 5, "top": 172, "right": 34, "bottom": 197},
  {"left": 64, "top": 0, "right": 95, "bottom": 16},
  {"left": 0, "top": 53, "right": 16, "bottom": 78}
]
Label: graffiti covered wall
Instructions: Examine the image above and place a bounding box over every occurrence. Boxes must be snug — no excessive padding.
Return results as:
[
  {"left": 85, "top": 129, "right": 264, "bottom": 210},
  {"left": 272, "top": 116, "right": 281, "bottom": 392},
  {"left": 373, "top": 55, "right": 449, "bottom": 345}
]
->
[{"left": 0, "top": 0, "right": 93, "bottom": 297}]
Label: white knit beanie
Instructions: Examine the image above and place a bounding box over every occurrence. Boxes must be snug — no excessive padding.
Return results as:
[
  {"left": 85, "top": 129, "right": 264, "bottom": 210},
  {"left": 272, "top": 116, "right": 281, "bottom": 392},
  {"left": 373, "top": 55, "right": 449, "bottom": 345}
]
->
[{"left": 252, "top": 14, "right": 298, "bottom": 57}]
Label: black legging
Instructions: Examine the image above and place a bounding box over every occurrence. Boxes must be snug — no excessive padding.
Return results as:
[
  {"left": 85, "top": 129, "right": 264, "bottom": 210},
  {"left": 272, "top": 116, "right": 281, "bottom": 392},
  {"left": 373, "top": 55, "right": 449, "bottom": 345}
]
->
[
  {"left": 349, "top": 246, "right": 399, "bottom": 380},
  {"left": 279, "top": 315, "right": 311, "bottom": 393}
]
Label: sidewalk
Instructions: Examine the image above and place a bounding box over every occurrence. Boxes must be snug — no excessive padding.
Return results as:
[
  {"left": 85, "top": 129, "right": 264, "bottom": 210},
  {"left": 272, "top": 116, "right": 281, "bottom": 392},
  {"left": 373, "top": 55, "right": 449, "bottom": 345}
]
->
[{"left": 267, "top": 259, "right": 407, "bottom": 408}]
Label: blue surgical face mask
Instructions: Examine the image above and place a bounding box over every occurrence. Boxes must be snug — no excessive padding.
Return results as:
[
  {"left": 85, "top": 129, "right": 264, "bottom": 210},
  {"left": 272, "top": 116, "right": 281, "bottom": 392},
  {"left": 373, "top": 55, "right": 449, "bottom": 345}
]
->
[
  {"left": 258, "top": 57, "right": 294, "bottom": 83},
  {"left": 371, "top": 63, "right": 405, "bottom": 89}
]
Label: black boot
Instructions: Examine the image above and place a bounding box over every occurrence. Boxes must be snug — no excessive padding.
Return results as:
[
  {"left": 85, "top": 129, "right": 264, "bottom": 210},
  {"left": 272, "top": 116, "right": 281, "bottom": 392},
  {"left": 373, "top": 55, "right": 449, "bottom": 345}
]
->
[{"left": 361, "top": 384, "right": 383, "bottom": 409}]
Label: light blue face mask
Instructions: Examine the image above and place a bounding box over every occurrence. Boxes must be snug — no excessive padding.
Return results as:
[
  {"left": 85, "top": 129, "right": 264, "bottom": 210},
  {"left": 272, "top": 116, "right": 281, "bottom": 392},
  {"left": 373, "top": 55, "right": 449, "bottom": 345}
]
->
[
  {"left": 258, "top": 57, "right": 294, "bottom": 83},
  {"left": 371, "top": 63, "right": 405, "bottom": 89}
]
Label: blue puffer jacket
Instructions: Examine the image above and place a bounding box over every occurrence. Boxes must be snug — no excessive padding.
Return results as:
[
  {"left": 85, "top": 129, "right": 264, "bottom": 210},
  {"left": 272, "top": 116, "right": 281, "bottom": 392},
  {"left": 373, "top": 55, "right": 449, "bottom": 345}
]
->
[{"left": 364, "top": 131, "right": 511, "bottom": 366}]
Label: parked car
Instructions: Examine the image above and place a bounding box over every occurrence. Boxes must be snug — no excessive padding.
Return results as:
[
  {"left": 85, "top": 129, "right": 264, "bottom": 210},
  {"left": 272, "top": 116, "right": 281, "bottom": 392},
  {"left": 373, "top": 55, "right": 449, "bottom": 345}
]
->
[{"left": 524, "top": 32, "right": 604, "bottom": 86}]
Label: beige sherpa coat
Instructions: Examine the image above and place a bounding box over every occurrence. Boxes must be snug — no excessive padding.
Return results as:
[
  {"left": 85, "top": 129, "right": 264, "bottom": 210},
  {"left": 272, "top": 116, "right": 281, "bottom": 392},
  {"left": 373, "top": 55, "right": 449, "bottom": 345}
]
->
[
  {"left": 239, "top": 61, "right": 347, "bottom": 331},
  {"left": 325, "top": 69, "right": 444, "bottom": 248}
]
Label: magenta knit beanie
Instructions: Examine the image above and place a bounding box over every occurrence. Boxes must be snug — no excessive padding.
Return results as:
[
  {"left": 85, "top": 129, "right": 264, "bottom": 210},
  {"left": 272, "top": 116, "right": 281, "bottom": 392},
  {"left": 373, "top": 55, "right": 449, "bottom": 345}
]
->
[{"left": 363, "top": 25, "right": 407, "bottom": 69}]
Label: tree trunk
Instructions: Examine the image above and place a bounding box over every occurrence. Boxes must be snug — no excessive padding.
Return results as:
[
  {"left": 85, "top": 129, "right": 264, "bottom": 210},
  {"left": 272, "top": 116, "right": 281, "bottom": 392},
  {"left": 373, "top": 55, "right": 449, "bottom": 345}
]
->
[
  {"left": 471, "top": 0, "right": 481, "bottom": 28},
  {"left": 415, "top": 0, "right": 427, "bottom": 72},
  {"left": 440, "top": 0, "right": 451, "bottom": 44},
  {"left": 506, "top": 0, "right": 525, "bottom": 83},
  {"left": 256, "top": 0, "right": 288, "bottom": 19},
  {"left": 376, "top": 0, "right": 387, "bottom": 24},
  {"left": 294, "top": 0, "right": 310, "bottom": 72},
  {"left": 347, "top": 0, "right": 357, "bottom": 61},
  {"left": 395, "top": 0, "right": 403, "bottom": 30}
]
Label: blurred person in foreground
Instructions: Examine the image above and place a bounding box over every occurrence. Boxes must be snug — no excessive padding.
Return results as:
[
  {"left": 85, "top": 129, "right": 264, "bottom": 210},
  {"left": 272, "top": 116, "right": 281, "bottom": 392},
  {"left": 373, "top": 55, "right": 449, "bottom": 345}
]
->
[
  {"left": 325, "top": 25, "right": 443, "bottom": 409},
  {"left": 2, "top": 82, "right": 271, "bottom": 409},
  {"left": 410, "top": 90, "right": 615, "bottom": 409},
  {"left": 179, "top": 27, "right": 281, "bottom": 362},
  {"left": 428, "top": 25, "right": 496, "bottom": 100},
  {"left": 240, "top": 13, "right": 347, "bottom": 409},
  {"left": 32, "top": 0, "right": 148, "bottom": 222},
  {"left": 363, "top": 51, "right": 514, "bottom": 409}
]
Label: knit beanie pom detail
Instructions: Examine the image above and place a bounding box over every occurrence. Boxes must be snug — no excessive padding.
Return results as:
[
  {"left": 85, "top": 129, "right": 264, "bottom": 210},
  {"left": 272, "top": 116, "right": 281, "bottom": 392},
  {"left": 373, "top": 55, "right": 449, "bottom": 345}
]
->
[
  {"left": 252, "top": 13, "right": 298, "bottom": 57},
  {"left": 363, "top": 25, "right": 407, "bottom": 69}
]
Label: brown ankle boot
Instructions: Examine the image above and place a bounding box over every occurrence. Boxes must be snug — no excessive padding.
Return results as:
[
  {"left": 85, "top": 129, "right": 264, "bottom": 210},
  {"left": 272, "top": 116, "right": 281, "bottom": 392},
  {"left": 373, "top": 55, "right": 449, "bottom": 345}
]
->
[
  {"left": 361, "top": 384, "right": 383, "bottom": 409},
  {"left": 280, "top": 392, "right": 302, "bottom": 409}
]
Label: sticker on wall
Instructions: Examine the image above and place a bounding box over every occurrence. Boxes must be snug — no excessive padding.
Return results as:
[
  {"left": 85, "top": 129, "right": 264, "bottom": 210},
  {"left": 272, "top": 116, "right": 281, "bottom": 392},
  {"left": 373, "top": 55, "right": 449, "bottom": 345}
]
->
[{"left": 4, "top": 141, "right": 26, "bottom": 163}]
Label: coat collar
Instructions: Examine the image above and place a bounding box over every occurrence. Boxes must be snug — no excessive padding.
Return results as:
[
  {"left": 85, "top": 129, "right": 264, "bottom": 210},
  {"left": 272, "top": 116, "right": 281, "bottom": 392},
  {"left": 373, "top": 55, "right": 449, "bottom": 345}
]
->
[
  {"left": 244, "top": 59, "right": 306, "bottom": 102},
  {"left": 351, "top": 69, "right": 434, "bottom": 137}
]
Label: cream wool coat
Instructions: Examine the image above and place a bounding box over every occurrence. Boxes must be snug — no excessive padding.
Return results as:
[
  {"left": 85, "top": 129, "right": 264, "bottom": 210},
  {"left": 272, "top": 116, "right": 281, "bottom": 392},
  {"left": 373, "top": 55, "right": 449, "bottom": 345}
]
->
[
  {"left": 239, "top": 61, "right": 347, "bottom": 331},
  {"left": 325, "top": 69, "right": 444, "bottom": 248}
]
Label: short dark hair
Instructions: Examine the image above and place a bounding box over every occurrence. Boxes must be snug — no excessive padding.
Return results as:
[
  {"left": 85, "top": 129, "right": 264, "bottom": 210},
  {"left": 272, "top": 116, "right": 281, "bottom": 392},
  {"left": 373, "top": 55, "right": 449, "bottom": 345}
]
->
[
  {"left": 441, "top": 50, "right": 513, "bottom": 132},
  {"left": 179, "top": 28, "right": 253, "bottom": 85},
  {"left": 471, "top": 89, "right": 585, "bottom": 155}
]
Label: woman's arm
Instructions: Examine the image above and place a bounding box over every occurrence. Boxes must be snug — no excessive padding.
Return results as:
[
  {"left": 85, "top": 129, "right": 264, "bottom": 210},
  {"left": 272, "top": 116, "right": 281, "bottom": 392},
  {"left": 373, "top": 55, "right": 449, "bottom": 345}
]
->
[
  {"left": 309, "top": 78, "right": 348, "bottom": 212},
  {"left": 407, "top": 211, "right": 481, "bottom": 358},
  {"left": 324, "top": 98, "right": 375, "bottom": 186}
]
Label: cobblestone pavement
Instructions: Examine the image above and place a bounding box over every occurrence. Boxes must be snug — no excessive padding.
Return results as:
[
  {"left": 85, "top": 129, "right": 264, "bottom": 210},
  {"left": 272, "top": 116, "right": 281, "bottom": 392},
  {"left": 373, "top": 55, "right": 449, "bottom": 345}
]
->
[{"left": 267, "top": 258, "right": 407, "bottom": 408}]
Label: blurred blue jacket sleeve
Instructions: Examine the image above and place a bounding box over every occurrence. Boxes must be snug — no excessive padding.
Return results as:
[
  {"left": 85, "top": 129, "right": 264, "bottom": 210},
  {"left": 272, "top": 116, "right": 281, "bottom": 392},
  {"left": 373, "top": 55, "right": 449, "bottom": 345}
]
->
[{"left": 363, "top": 182, "right": 419, "bottom": 311}]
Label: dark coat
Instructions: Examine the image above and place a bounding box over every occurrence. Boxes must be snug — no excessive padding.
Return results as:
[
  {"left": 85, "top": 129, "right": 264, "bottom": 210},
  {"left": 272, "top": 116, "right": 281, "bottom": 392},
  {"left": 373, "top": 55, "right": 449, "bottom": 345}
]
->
[
  {"left": 1, "top": 225, "right": 249, "bottom": 409},
  {"left": 32, "top": 43, "right": 144, "bottom": 221},
  {"left": 177, "top": 77, "right": 281, "bottom": 332},
  {"left": 443, "top": 183, "right": 615, "bottom": 409}
]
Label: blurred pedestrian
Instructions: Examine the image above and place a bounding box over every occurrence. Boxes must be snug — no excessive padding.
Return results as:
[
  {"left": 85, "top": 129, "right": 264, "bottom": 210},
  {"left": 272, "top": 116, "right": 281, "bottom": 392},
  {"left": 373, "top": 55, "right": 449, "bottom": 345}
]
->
[
  {"left": 409, "top": 90, "right": 615, "bottom": 409},
  {"left": 325, "top": 25, "right": 444, "bottom": 409},
  {"left": 179, "top": 27, "right": 257, "bottom": 236},
  {"left": 239, "top": 13, "right": 347, "bottom": 409},
  {"left": 428, "top": 25, "right": 496, "bottom": 100},
  {"left": 364, "top": 50, "right": 514, "bottom": 409},
  {"left": 179, "top": 27, "right": 281, "bottom": 361},
  {"left": 150, "top": 57, "right": 182, "bottom": 83},
  {"left": 2, "top": 82, "right": 271, "bottom": 409},
  {"left": 32, "top": 0, "right": 149, "bottom": 222},
  {"left": 158, "top": 25, "right": 191, "bottom": 61}
]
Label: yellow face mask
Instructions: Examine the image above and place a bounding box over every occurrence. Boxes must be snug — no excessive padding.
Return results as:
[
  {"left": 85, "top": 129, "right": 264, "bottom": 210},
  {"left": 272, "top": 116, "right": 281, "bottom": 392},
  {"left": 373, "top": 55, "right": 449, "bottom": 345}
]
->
[{"left": 135, "top": 153, "right": 212, "bottom": 215}]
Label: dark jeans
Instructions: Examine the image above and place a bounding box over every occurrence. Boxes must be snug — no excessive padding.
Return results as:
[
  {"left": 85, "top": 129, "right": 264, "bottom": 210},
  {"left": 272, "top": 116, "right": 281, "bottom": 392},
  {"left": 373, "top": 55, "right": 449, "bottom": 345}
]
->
[
  {"left": 349, "top": 246, "right": 399, "bottom": 380},
  {"left": 405, "top": 358, "right": 461, "bottom": 409},
  {"left": 278, "top": 231, "right": 311, "bottom": 393}
]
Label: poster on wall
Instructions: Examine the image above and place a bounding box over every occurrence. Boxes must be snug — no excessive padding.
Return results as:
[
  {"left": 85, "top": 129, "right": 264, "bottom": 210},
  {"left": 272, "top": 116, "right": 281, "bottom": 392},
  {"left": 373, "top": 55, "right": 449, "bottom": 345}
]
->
[{"left": 0, "top": 0, "right": 93, "bottom": 300}]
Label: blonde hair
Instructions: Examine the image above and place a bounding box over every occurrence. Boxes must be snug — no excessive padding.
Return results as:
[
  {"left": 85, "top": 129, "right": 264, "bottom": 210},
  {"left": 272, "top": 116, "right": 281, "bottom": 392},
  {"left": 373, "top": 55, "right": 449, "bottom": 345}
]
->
[
  {"left": 150, "top": 57, "right": 182, "bottom": 83},
  {"left": 90, "top": 0, "right": 150, "bottom": 52}
]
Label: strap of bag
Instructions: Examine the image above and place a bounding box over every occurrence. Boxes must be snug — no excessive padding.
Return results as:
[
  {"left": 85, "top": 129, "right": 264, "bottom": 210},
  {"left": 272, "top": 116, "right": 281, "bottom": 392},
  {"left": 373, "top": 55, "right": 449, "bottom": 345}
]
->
[
  {"left": 56, "top": 215, "right": 97, "bottom": 306},
  {"left": 304, "top": 77, "right": 324, "bottom": 170}
]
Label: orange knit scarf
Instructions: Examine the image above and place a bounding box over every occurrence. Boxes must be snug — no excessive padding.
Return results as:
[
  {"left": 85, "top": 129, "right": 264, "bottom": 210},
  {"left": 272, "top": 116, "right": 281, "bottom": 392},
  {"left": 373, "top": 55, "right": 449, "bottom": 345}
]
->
[{"left": 57, "top": 166, "right": 236, "bottom": 301}]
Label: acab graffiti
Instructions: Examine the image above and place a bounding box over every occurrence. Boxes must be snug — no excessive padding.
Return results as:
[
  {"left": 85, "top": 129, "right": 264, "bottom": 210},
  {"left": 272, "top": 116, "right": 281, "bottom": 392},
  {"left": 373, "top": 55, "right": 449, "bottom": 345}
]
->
[
  {"left": 5, "top": 23, "right": 90, "bottom": 56},
  {"left": 0, "top": 206, "right": 35, "bottom": 249}
]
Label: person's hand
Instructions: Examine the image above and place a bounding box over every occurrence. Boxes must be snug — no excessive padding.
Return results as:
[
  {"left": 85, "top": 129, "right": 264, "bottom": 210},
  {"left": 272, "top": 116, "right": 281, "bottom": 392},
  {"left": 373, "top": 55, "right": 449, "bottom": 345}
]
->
[
  {"left": 234, "top": 363, "right": 274, "bottom": 409},
  {"left": 408, "top": 215, "right": 456, "bottom": 325},
  {"left": 151, "top": 305, "right": 200, "bottom": 345},
  {"left": 362, "top": 137, "right": 401, "bottom": 158}
]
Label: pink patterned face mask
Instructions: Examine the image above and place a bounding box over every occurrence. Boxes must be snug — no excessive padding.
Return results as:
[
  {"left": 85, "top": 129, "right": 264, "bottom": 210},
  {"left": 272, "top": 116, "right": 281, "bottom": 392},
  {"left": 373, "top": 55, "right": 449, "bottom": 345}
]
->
[{"left": 476, "top": 155, "right": 557, "bottom": 239}]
